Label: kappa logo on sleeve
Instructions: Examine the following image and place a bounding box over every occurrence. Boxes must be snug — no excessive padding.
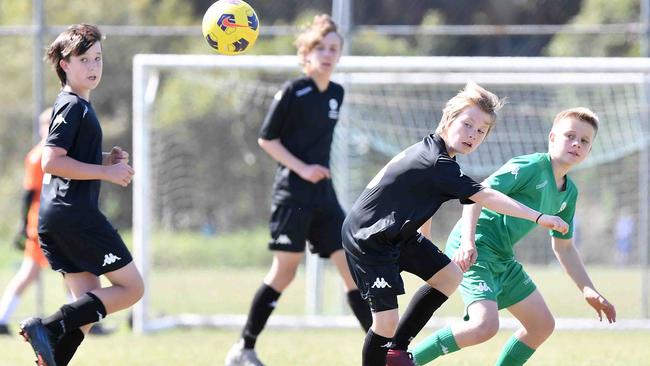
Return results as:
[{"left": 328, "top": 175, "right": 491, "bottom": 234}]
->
[
  {"left": 51, "top": 114, "right": 67, "bottom": 131},
  {"left": 102, "top": 253, "right": 122, "bottom": 267}
]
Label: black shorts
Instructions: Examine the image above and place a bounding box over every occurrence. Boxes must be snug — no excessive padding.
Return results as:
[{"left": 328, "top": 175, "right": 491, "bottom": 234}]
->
[
  {"left": 268, "top": 202, "right": 345, "bottom": 258},
  {"left": 345, "top": 233, "right": 451, "bottom": 312},
  {"left": 39, "top": 218, "right": 132, "bottom": 276}
]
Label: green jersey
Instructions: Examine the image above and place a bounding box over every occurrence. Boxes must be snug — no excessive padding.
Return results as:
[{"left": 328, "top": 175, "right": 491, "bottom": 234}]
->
[{"left": 446, "top": 153, "right": 578, "bottom": 261}]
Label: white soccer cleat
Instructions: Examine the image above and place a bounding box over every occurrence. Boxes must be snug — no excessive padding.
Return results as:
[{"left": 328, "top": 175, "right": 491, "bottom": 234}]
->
[{"left": 225, "top": 340, "right": 265, "bottom": 366}]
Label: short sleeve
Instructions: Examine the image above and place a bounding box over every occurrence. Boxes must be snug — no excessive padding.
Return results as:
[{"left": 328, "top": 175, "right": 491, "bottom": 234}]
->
[
  {"left": 259, "top": 82, "right": 293, "bottom": 140},
  {"left": 484, "top": 155, "right": 538, "bottom": 195},
  {"left": 434, "top": 155, "right": 484, "bottom": 201},
  {"left": 46, "top": 101, "right": 84, "bottom": 151}
]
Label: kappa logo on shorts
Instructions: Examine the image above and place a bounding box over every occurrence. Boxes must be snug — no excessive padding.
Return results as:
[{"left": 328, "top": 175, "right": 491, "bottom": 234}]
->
[
  {"left": 381, "top": 341, "right": 394, "bottom": 348},
  {"left": 371, "top": 277, "right": 392, "bottom": 289},
  {"left": 274, "top": 234, "right": 292, "bottom": 245},
  {"left": 102, "top": 253, "right": 122, "bottom": 267},
  {"left": 441, "top": 344, "right": 450, "bottom": 354},
  {"left": 476, "top": 281, "right": 492, "bottom": 293}
]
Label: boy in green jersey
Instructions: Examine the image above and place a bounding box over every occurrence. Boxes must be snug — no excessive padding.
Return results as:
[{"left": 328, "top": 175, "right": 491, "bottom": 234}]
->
[{"left": 407, "top": 108, "right": 616, "bottom": 366}]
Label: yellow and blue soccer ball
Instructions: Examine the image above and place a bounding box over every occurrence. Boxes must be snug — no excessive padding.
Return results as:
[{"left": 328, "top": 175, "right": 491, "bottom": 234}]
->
[{"left": 202, "top": 0, "right": 260, "bottom": 55}]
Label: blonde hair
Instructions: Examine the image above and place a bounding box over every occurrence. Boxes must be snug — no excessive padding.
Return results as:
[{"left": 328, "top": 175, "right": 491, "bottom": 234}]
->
[
  {"left": 295, "top": 14, "right": 343, "bottom": 65},
  {"left": 45, "top": 24, "right": 102, "bottom": 87},
  {"left": 552, "top": 107, "right": 599, "bottom": 136},
  {"left": 435, "top": 81, "right": 505, "bottom": 136}
]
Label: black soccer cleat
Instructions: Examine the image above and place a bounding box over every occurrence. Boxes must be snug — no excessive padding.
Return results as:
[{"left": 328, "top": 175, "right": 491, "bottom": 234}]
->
[{"left": 19, "top": 317, "right": 57, "bottom": 366}]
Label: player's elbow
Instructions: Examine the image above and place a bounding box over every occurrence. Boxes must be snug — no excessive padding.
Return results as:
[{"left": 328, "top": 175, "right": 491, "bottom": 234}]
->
[
  {"left": 41, "top": 155, "right": 55, "bottom": 173},
  {"left": 258, "top": 137, "right": 273, "bottom": 149}
]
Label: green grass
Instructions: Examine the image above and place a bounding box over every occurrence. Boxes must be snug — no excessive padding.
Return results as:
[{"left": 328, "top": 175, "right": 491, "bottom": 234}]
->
[
  {"left": 0, "top": 229, "right": 648, "bottom": 365},
  {"left": 2, "top": 328, "right": 649, "bottom": 366}
]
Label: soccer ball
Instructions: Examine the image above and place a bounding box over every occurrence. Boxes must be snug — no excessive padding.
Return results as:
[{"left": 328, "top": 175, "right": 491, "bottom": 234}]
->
[{"left": 202, "top": 0, "right": 260, "bottom": 55}]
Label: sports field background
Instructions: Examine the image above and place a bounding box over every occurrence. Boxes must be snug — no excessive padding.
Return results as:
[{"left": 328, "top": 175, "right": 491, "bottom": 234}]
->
[{"left": 0, "top": 230, "right": 647, "bottom": 365}]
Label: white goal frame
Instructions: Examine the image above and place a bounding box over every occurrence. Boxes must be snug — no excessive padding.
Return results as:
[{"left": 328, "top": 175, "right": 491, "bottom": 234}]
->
[{"left": 132, "top": 54, "right": 650, "bottom": 333}]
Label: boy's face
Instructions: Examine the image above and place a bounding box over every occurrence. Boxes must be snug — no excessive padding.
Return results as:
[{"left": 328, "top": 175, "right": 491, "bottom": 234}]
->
[
  {"left": 444, "top": 104, "right": 491, "bottom": 157},
  {"left": 304, "top": 32, "right": 342, "bottom": 76},
  {"left": 60, "top": 41, "right": 103, "bottom": 92},
  {"left": 548, "top": 117, "right": 596, "bottom": 166}
]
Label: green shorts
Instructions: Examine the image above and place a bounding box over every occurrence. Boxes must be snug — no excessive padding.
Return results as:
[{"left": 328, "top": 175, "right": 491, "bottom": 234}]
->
[{"left": 458, "top": 259, "right": 536, "bottom": 320}]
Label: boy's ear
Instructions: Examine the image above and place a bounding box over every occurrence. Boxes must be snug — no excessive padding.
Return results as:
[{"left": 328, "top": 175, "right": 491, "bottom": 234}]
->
[
  {"left": 59, "top": 59, "right": 68, "bottom": 72},
  {"left": 548, "top": 130, "right": 555, "bottom": 143}
]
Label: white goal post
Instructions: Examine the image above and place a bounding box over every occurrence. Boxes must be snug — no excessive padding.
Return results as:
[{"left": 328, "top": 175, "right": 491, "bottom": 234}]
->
[{"left": 132, "top": 54, "right": 650, "bottom": 334}]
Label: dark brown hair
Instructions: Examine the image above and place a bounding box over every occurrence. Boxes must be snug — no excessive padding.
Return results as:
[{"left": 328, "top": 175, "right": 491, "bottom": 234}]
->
[{"left": 45, "top": 24, "right": 102, "bottom": 86}]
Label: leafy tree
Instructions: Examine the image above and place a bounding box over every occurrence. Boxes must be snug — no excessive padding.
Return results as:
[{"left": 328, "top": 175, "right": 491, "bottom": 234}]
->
[{"left": 546, "top": 0, "right": 639, "bottom": 56}]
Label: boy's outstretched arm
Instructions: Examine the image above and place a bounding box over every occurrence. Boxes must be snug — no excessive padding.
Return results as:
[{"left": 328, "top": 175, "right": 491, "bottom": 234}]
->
[
  {"left": 469, "top": 187, "right": 569, "bottom": 234},
  {"left": 551, "top": 237, "right": 617, "bottom": 323},
  {"left": 453, "top": 203, "right": 482, "bottom": 272}
]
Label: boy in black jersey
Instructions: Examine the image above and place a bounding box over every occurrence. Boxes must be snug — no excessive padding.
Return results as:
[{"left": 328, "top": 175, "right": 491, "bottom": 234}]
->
[
  {"left": 225, "top": 15, "right": 371, "bottom": 366},
  {"left": 342, "top": 82, "right": 570, "bottom": 366},
  {"left": 19, "top": 24, "right": 143, "bottom": 366}
]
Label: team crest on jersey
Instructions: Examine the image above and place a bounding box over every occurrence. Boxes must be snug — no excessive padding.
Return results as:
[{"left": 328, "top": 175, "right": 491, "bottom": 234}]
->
[
  {"left": 328, "top": 98, "right": 339, "bottom": 119},
  {"left": 559, "top": 201, "right": 567, "bottom": 212},
  {"left": 509, "top": 165, "right": 520, "bottom": 179}
]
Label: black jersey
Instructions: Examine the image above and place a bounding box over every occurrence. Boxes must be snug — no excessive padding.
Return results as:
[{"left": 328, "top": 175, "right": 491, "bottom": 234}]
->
[
  {"left": 259, "top": 76, "right": 344, "bottom": 206},
  {"left": 39, "top": 91, "right": 104, "bottom": 230},
  {"left": 343, "top": 134, "right": 484, "bottom": 264}
]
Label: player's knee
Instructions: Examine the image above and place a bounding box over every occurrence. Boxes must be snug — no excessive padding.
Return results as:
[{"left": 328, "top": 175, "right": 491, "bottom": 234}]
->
[
  {"left": 448, "top": 262, "right": 463, "bottom": 288},
  {"left": 538, "top": 315, "right": 555, "bottom": 340},
  {"left": 266, "top": 268, "right": 298, "bottom": 291},
  {"left": 427, "top": 262, "right": 463, "bottom": 295},
  {"left": 126, "top": 273, "right": 145, "bottom": 303},
  {"left": 470, "top": 316, "right": 499, "bottom": 342}
]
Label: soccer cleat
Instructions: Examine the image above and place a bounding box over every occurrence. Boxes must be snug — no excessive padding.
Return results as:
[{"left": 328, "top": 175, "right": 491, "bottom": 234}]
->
[
  {"left": 224, "top": 340, "right": 265, "bottom": 366},
  {"left": 386, "top": 349, "right": 417, "bottom": 366},
  {"left": 88, "top": 323, "right": 115, "bottom": 336},
  {"left": 19, "top": 317, "right": 57, "bottom": 366},
  {"left": 0, "top": 323, "right": 11, "bottom": 335}
]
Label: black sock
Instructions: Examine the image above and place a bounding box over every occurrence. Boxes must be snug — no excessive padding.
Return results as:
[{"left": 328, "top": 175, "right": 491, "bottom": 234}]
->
[
  {"left": 346, "top": 289, "right": 372, "bottom": 332},
  {"left": 363, "top": 329, "right": 393, "bottom": 366},
  {"left": 54, "top": 328, "right": 85, "bottom": 366},
  {"left": 241, "top": 283, "right": 281, "bottom": 349},
  {"left": 42, "top": 292, "right": 107, "bottom": 337},
  {"left": 392, "top": 285, "right": 448, "bottom": 350}
]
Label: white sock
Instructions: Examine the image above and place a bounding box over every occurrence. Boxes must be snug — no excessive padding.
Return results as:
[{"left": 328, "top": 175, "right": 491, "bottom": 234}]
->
[{"left": 0, "top": 295, "right": 20, "bottom": 324}]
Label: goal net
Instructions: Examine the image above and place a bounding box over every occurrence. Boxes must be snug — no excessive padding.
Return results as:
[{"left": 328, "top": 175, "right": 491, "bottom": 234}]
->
[{"left": 132, "top": 55, "right": 650, "bottom": 333}]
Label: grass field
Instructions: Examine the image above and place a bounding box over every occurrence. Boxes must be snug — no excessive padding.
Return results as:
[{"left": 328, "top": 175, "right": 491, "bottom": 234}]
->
[
  {"left": 0, "top": 230, "right": 648, "bottom": 365},
  {"left": 3, "top": 328, "right": 650, "bottom": 365}
]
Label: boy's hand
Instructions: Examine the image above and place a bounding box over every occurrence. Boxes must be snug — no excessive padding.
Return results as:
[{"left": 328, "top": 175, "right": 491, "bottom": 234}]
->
[
  {"left": 104, "top": 162, "right": 135, "bottom": 187},
  {"left": 453, "top": 239, "right": 477, "bottom": 272},
  {"left": 107, "top": 146, "right": 129, "bottom": 165},
  {"left": 583, "top": 287, "right": 616, "bottom": 323},
  {"left": 537, "top": 214, "right": 569, "bottom": 235},
  {"left": 299, "top": 164, "right": 330, "bottom": 183}
]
